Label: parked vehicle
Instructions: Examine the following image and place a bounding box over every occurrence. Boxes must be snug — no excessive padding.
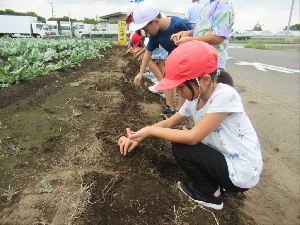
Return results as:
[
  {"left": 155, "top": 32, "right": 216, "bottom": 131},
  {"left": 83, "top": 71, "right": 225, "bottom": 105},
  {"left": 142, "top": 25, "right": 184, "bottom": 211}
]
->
[
  {"left": 46, "top": 20, "right": 59, "bottom": 36},
  {"left": 0, "top": 15, "right": 49, "bottom": 38},
  {"left": 73, "top": 23, "right": 123, "bottom": 39},
  {"left": 71, "top": 22, "right": 84, "bottom": 37},
  {"left": 73, "top": 23, "right": 91, "bottom": 38},
  {"left": 60, "top": 21, "right": 72, "bottom": 37},
  {"left": 230, "top": 29, "right": 254, "bottom": 40}
]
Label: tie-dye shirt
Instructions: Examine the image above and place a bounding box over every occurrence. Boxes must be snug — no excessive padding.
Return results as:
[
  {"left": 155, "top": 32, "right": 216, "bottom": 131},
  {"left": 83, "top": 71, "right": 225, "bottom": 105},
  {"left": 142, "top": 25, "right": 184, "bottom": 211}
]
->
[
  {"left": 194, "top": 0, "right": 235, "bottom": 68},
  {"left": 178, "top": 83, "right": 263, "bottom": 188}
]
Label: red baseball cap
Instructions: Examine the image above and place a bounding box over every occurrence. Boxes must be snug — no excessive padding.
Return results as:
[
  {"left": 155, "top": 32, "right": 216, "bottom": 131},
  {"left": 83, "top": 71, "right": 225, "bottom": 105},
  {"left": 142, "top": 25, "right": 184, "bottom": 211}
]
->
[
  {"left": 131, "top": 32, "right": 142, "bottom": 48},
  {"left": 126, "top": 15, "right": 133, "bottom": 24},
  {"left": 155, "top": 41, "right": 218, "bottom": 91}
]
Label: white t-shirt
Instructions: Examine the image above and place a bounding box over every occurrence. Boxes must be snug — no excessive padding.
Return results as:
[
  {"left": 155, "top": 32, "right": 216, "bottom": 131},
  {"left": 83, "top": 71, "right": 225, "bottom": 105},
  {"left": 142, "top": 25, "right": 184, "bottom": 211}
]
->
[
  {"left": 129, "top": 32, "right": 134, "bottom": 41},
  {"left": 184, "top": 1, "right": 204, "bottom": 23},
  {"left": 178, "top": 83, "right": 263, "bottom": 188},
  {"left": 144, "top": 37, "right": 149, "bottom": 47},
  {"left": 129, "top": 23, "right": 135, "bottom": 35}
]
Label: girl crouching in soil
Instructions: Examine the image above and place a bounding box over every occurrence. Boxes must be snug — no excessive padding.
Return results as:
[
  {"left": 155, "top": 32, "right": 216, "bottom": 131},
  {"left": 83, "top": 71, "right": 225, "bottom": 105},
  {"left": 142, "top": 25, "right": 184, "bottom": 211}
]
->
[{"left": 118, "top": 40, "right": 263, "bottom": 210}]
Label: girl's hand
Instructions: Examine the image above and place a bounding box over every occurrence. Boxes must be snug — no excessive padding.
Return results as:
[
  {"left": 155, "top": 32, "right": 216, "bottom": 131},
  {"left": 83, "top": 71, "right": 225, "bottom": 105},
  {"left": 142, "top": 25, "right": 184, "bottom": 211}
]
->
[
  {"left": 137, "top": 53, "right": 144, "bottom": 60},
  {"left": 170, "top": 32, "right": 180, "bottom": 42},
  {"left": 118, "top": 136, "right": 138, "bottom": 156},
  {"left": 126, "top": 47, "right": 133, "bottom": 53},
  {"left": 129, "top": 126, "right": 151, "bottom": 143},
  {"left": 132, "top": 48, "right": 138, "bottom": 54},
  {"left": 134, "top": 74, "right": 143, "bottom": 87},
  {"left": 126, "top": 128, "right": 136, "bottom": 137},
  {"left": 174, "top": 37, "right": 191, "bottom": 46},
  {"left": 172, "top": 36, "right": 178, "bottom": 43},
  {"left": 170, "top": 31, "right": 188, "bottom": 42},
  {"left": 134, "top": 52, "right": 144, "bottom": 60}
]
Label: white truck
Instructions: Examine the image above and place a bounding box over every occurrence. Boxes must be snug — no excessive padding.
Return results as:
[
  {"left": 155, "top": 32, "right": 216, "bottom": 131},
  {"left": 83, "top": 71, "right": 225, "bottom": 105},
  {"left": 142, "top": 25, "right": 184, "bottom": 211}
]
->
[
  {"left": 60, "top": 21, "right": 72, "bottom": 37},
  {"left": 73, "top": 23, "right": 94, "bottom": 38},
  {"left": 73, "top": 23, "right": 121, "bottom": 39},
  {"left": 72, "top": 22, "right": 84, "bottom": 37},
  {"left": 0, "top": 15, "right": 49, "bottom": 38},
  {"left": 46, "top": 20, "right": 59, "bottom": 36},
  {"left": 229, "top": 29, "right": 255, "bottom": 40}
]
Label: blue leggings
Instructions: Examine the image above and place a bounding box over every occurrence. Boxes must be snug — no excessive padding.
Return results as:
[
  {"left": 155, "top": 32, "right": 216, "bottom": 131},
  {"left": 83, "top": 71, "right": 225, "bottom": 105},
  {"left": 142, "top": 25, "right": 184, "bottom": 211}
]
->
[{"left": 172, "top": 142, "right": 248, "bottom": 196}]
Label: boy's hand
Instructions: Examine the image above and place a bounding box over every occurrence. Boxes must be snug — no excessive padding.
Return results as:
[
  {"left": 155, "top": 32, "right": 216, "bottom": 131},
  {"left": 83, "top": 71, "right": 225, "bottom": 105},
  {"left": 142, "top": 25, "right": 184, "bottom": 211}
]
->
[{"left": 134, "top": 73, "right": 143, "bottom": 87}]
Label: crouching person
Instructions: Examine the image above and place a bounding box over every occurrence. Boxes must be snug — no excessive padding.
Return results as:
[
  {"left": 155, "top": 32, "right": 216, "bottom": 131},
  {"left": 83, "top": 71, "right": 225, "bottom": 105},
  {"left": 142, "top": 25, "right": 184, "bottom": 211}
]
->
[{"left": 118, "top": 40, "right": 263, "bottom": 210}]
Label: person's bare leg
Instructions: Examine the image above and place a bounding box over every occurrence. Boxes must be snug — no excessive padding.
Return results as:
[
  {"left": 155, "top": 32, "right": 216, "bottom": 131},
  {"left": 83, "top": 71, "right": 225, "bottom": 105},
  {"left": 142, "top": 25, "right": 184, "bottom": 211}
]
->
[
  {"left": 149, "top": 59, "right": 174, "bottom": 110},
  {"left": 157, "top": 59, "right": 165, "bottom": 77},
  {"left": 148, "top": 60, "right": 163, "bottom": 81},
  {"left": 165, "top": 89, "right": 175, "bottom": 111},
  {"left": 177, "top": 95, "right": 186, "bottom": 110},
  {"left": 156, "top": 59, "right": 174, "bottom": 108}
]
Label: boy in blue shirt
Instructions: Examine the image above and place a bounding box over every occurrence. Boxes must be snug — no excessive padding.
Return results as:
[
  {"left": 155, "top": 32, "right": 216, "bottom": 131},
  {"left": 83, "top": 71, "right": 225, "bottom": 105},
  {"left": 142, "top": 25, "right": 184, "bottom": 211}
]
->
[{"left": 131, "top": 1, "right": 193, "bottom": 117}]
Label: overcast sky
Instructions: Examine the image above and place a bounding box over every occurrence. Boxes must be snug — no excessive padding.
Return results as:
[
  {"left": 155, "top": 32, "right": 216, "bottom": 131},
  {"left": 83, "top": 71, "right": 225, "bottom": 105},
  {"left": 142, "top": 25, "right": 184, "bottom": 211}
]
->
[{"left": 1, "top": 0, "right": 299, "bottom": 31}]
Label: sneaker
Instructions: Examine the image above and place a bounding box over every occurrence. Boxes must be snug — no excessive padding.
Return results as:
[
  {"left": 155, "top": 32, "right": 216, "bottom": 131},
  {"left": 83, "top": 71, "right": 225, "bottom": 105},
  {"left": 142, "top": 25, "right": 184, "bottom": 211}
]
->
[
  {"left": 159, "top": 92, "right": 165, "bottom": 98},
  {"left": 178, "top": 180, "right": 224, "bottom": 210},
  {"left": 161, "top": 105, "right": 171, "bottom": 114},
  {"left": 150, "top": 76, "right": 158, "bottom": 83},
  {"left": 148, "top": 82, "right": 160, "bottom": 93},
  {"left": 143, "top": 71, "right": 157, "bottom": 83},
  {"left": 164, "top": 110, "right": 176, "bottom": 118},
  {"left": 143, "top": 71, "right": 150, "bottom": 77}
]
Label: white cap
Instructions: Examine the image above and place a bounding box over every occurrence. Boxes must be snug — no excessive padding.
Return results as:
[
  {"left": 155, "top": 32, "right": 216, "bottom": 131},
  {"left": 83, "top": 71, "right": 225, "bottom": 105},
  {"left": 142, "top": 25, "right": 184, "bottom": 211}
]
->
[
  {"left": 126, "top": 3, "right": 138, "bottom": 16},
  {"left": 126, "top": 3, "right": 138, "bottom": 24},
  {"left": 131, "top": 1, "right": 159, "bottom": 31}
]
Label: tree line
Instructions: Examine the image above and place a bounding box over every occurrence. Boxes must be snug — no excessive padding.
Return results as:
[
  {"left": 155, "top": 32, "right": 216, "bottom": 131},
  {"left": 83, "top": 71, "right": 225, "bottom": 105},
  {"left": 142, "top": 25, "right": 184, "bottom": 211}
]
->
[
  {"left": 253, "top": 21, "right": 300, "bottom": 31},
  {"left": 285, "top": 24, "right": 300, "bottom": 30},
  {"left": 0, "top": 9, "right": 101, "bottom": 24},
  {"left": 1, "top": 9, "right": 299, "bottom": 30}
]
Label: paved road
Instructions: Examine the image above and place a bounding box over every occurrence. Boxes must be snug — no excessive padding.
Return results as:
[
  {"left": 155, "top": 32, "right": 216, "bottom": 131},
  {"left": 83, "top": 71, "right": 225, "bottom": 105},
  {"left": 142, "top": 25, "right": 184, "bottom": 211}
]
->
[
  {"left": 225, "top": 43, "right": 299, "bottom": 224},
  {"left": 226, "top": 43, "right": 299, "bottom": 102},
  {"left": 226, "top": 43, "right": 299, "bottom": 171},
  {"left": 225, "top": 44, "right": 299, "bottom": 153}
]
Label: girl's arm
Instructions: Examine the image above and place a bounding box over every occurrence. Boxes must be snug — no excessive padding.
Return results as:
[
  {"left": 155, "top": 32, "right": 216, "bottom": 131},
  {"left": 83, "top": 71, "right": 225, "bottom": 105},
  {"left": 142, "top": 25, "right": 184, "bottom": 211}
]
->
[
  {"left": 119, "top": 112, "right": 186, "bottom": 156},
  {"left": 175, "top": 34, "right": 225, "bottom": 46},
  {"left": 170, "top": 30, "right": 194, "bottom": 42},
  {"left": 129, "top": 112, "right": 229, "bottom": 145}
]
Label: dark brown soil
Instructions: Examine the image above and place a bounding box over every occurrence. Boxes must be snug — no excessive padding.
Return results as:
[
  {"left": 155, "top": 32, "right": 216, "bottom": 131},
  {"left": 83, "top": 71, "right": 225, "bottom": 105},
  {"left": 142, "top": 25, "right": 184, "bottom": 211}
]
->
[{"left": 0, "top": 44, "right": 257, "bottom": 225}]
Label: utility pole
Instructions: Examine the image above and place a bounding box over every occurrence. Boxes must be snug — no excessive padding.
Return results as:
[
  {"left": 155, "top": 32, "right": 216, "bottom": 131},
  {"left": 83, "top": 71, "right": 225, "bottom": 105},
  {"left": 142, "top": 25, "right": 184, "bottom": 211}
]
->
[
  {"left": 68, "top": 12, "right": 71, "bottom": 22},
  {"left": 285, "top": 0, "right": 295, "bottom": 43},
  {"left": 50, "top": 3, "right": 54, "bottom": 18}
]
